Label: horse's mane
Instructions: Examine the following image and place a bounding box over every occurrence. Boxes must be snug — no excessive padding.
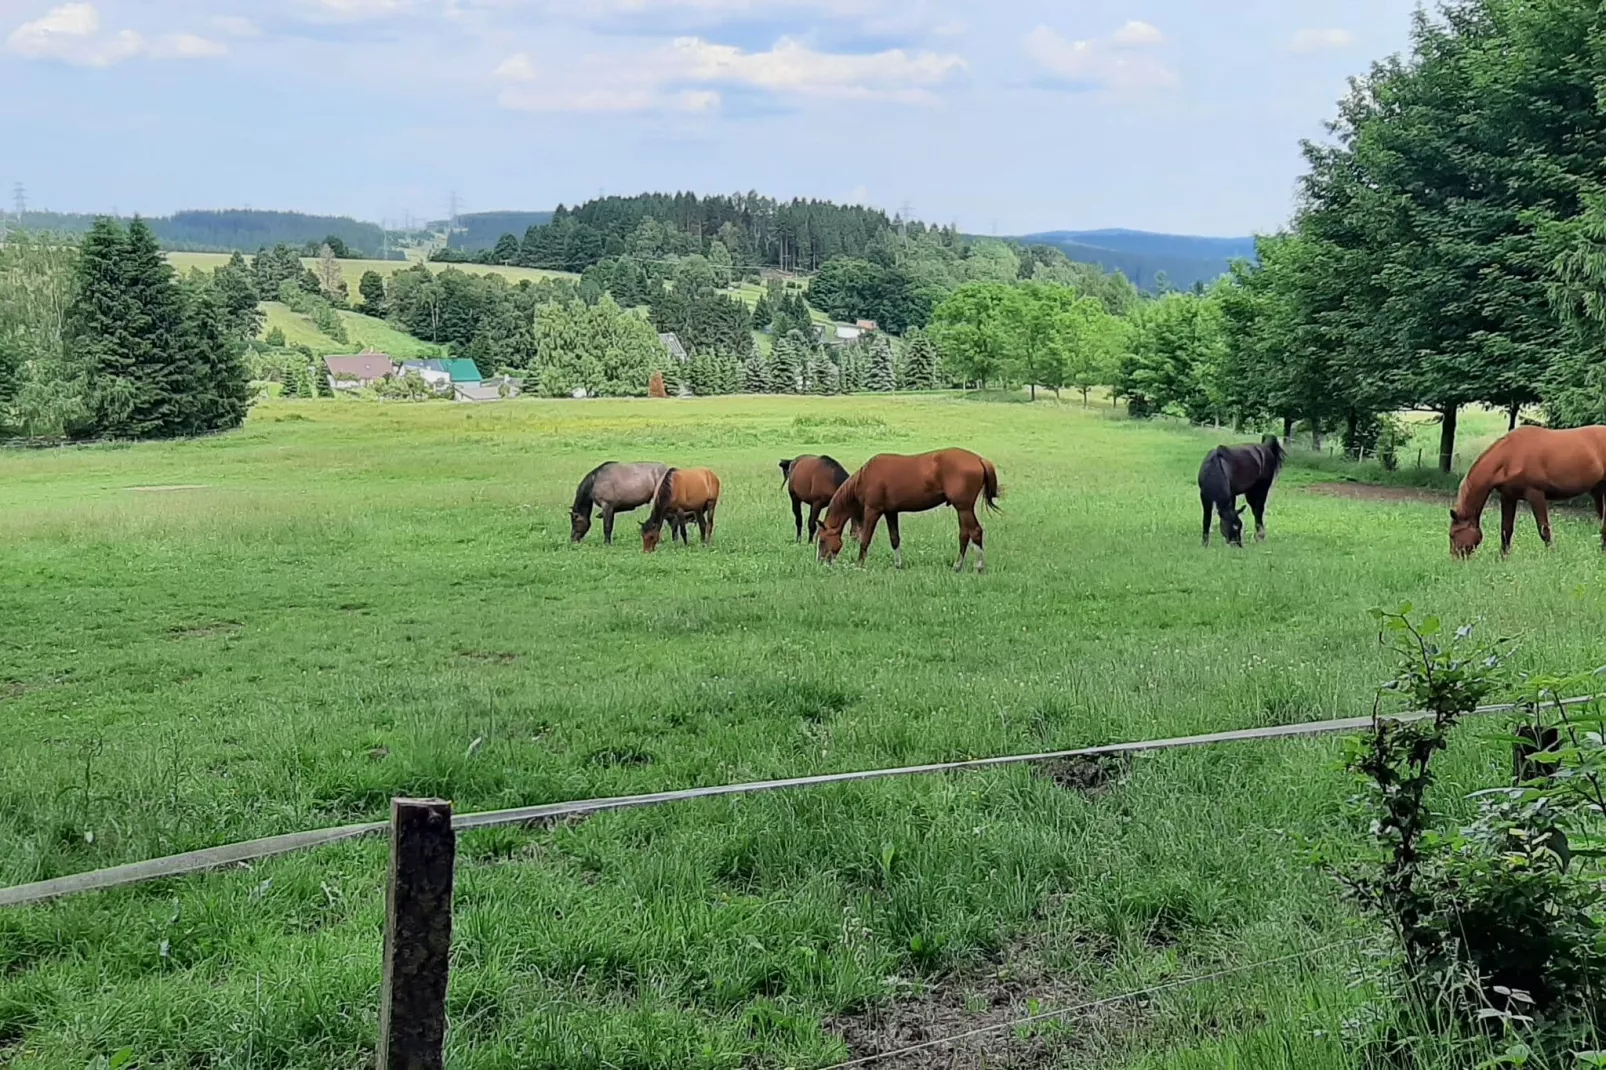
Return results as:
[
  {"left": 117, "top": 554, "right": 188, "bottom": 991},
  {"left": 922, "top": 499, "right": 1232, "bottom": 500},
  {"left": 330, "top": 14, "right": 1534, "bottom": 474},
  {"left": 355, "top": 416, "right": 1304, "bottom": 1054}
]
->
[
  {"left": 825, "top": 471, "right": 863, "bottom": 527},
  {"left": 818, "top": 455, "right": 851, "bottom": 487},
  {"left": 573, "top": 461, "right": 615, "bottom": 514},
  {"left": 646, "top": 468, "right": 678, "bottom": 528}
]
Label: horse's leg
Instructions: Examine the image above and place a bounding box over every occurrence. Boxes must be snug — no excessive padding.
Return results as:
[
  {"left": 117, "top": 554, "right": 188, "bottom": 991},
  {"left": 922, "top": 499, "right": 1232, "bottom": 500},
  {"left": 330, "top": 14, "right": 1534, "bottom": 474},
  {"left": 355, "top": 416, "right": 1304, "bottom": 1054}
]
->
[
  {"left": 1595, "top": 487, "right": 1606, "bottom": 551},
  {"left": 885, "top": 513, "right": 903, "bottom": 569},
  {"left": 1501, "top": 493, "right": 1519, "bottom": 556},
  {"left": 1246, "top": 484, "right": 1269, "bottom": 542},
  {"left": 602, "top": 503, "right": 616, "bottom": 546},
  {"left": 957, "top": 506, "right": 985, "bottom": 573},
  {"left": 1200, "top": 493, "right": 1213, "bottom": 548},
  {"left": 1526, "top": 490, "right": 1553, "bottom": 547},
  {"left": 857, "top": 509, "right": 882, "bottom": 569},
  {"left": 791, "top": 494, "right": 804, "bottom": 542},
  {"left": 703, "top": 501, "right": 717, "bottom": 545},
  {"left": 807, "top": 503, "right": 823, "bottom": 543}
]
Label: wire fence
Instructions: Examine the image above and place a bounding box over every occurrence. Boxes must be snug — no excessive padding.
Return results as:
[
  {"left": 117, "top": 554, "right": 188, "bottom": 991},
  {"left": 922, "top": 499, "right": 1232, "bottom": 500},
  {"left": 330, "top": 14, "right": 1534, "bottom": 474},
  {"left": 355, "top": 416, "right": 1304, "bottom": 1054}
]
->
[{"left": 2, "top": 696, "right": 1587, "bottom": 910}]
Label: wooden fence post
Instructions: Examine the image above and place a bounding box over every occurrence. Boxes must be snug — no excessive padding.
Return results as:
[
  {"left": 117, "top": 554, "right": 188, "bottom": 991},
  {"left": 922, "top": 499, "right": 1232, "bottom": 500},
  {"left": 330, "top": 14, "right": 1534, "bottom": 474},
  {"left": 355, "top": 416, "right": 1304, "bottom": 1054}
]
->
[{"left": 378, "top": 798, "right": 455, "bottom": 1070}]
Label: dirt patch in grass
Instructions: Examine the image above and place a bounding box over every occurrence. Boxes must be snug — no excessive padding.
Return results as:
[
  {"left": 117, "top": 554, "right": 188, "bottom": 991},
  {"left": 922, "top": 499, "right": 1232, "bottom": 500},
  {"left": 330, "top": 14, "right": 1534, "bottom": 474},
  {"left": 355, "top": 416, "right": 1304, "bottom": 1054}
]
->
[
  {"left": 1305, "top": 482, "right": 1450, "bottom": 506},
  {"left": 828, "top": 945, "right": 1147, "bottom": 1068},
  {"left": 457, "top": 650, "right": 521, "bottom": 664},
  {"left": 1033, "top": 754, "right": 1131, "bottom": 796},
  {"left": 127, "top": 484, "right": 211, "bottom": 492}
]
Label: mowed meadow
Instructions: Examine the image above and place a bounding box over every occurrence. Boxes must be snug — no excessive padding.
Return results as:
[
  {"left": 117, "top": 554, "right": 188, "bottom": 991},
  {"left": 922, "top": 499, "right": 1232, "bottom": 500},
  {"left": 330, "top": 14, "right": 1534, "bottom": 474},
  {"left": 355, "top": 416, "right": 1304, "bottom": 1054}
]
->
[{"left": 5, "top": 395, "right": 1606, "bottom": 1068}]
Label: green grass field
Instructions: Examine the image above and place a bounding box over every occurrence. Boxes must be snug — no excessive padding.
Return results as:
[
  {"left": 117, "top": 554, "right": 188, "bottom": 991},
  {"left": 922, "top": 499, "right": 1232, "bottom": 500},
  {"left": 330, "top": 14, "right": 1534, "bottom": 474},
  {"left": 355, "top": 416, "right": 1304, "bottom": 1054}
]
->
[
  {"left": 4, "top": 396, "right": 1606, "bottom": 1067},
  {"left": 259, "top": 302, "right": 444, "bottom": 359},
  {"left": 168, "top": 251, "right": 577, "bottom": 292}
]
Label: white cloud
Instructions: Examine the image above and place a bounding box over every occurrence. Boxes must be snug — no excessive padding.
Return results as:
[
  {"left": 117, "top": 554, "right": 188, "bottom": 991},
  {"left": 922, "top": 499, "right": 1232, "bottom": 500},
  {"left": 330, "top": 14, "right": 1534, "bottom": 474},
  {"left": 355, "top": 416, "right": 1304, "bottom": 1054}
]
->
[
  {"left": 150, "top": 32, "right": 228, "bottom": 59},
  {"left": 7, "top": 2, "right": 225, "bottom": 65},
  {"left": 304, "top": 0, "right": 413, "bottom": 17},
  {"left": 1111, "top": 20, "right": 1163, "bottom": 47},
  {"left": 1289, "top": 28, "right": 1355, "bottom": 53},
  {"left": 7, "top": 3, "right": 141, "bottom": 66},
  {"left": 495, "top": 35, "right": 966, "bottom": 114},
  {"left": 1023, "top": 22, "right": 1177, "bottom": 94}
]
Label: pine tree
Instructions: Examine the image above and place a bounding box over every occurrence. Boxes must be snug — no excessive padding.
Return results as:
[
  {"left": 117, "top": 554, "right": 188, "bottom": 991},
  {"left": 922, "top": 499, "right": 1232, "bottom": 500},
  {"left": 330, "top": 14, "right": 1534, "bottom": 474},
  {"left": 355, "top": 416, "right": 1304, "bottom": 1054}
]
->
[
  {"left": 751, "top": 292, "right": 773, "bottom": 330},
  {"left": 901, "top": 328, "right": 940, "bottom": 390},
  {"left": 744, "top": 347, "right": 769, "bottom": 393},
  {"left": 174, "top": 279, "right": 251, "bottom": 433},
  {"left": 869, "top": 335, "right": 897, "bottom": 392},
  {"left": 212, "top": 252, "right": 262, "bottom": 341},
  {"left": 117, "top": 218, "right": 189, "bottom": 437},
  {"left": 840, "top": 344, "right": 868, "bottom": 393},
  {"left": 65, "top": 219, "right": 135, "bottom": 437},
  {"left": 770, "top": 335, "right": 801, "bottom": 394},
  {"left": 811, "top": 349, "right": 837, "bottom": 395},
  {"left": 265, "top": 326, "right": 287, "bottom": 348}
]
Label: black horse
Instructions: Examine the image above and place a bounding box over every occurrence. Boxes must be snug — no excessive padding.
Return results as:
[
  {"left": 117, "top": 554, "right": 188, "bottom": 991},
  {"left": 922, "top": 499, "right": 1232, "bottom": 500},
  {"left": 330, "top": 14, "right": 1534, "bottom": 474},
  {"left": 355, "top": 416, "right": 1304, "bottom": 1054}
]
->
[{"left": 1199, "top": 434, "right": 1286, "bottom": 547}]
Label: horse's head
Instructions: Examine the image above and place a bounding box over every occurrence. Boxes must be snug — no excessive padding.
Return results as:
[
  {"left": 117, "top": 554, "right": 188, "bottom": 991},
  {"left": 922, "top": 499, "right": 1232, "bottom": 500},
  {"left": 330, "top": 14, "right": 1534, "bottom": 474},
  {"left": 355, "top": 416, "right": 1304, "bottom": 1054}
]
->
[
  {"left": 817, "top": 518, "right": 845, "bottom": 564},
  {"left": 570, "top": 509, "right": 593, "bottom": 542},
  {"left": 1450, "top": 508, "right": 1482, "bottom": 559},
  {"left": 641, "top": 519, "right": 663, "bottom": 553},
  {"left": 1224, "top": 505, "right": 1246, "bottom": 548}
]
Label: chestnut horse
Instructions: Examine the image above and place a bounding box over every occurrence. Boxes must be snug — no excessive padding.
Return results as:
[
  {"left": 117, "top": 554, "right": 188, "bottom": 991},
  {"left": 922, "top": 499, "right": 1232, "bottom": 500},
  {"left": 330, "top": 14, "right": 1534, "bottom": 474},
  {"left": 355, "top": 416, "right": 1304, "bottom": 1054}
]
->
[
  {"left": 818, "top": 449, "right": 1000, "bottom": 571},
  {"left": 1450, "top": 425, "right": 1606, "bottom": 558},
  {"left": 641, "top": 468, "right": 721, "bottom": 552},
  {"left": 780, "top": 455, "right": 851, "bottom": 542}
]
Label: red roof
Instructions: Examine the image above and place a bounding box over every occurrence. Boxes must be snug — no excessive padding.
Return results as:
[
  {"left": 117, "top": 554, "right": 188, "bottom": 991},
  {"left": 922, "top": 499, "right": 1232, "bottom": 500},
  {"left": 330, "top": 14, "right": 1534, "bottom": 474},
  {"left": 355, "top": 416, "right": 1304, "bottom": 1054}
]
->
[{"left": 323, "top": 354, "right": 395, "bottom": 381}]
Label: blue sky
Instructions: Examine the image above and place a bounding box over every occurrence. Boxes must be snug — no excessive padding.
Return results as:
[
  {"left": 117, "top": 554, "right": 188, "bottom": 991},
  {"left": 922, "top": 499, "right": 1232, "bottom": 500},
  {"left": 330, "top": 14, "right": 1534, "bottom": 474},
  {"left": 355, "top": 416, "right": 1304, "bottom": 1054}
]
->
[{"left": 0, "top": 0, "right": 1418, "bottom": 236}]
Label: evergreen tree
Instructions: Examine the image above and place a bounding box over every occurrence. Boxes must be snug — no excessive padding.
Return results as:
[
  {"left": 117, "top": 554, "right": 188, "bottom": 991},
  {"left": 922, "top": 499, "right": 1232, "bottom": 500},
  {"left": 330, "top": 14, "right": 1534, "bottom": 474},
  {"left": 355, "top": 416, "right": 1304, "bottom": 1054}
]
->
[
  {"left": 265, "top": 326, "right": 287, "bottom": 347},
  {"left": 252, "top": 244, "right": 304, "bottom": 296},
  {"left": 901, "top": 328, "right": 940, "bottom": 390},
  {"left": 720, "top": 350, "right": 743, "bottom": 394},
  {"left": 810, "top": 348, "right": 837, "bottom": 395},
  {"left": 770, "top": 335, "right": 802, "bottom": 394},
  {"left": 869, "top": 335, "right": 897, "bottom": 392},
  {"left": 358, "top": 271, "right": 387, "bottom": 316},
  {"left": 744, "top": 347, "right": 769, "bottom": 393},
  {"left": 751, "top": 292, "right": 774, "bottom": 330},
  {"left": 175, "top": 278, "right": 251, "bottom": 433},
  {"left": 65, "top": 219, "right": 136, "bottom": 437},
  {"left": 212, "top": 252, "right": 262, "bottom": 341},
  {"left": 491, "top": 233, "right": 521, "bottom": 266}
]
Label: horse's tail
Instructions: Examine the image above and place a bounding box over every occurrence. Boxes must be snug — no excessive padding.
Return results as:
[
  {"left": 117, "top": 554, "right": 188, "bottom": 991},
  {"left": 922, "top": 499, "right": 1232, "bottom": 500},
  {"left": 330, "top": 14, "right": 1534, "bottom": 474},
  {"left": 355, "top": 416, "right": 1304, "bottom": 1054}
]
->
[
  {"left": 649, "top": 468, "right": 678, "bottom": 525},
  {"left": 981, "top": 459, "right": 1001, "bottom": 512},
  {"left": 1262, "top": 434, "right": 1287, "bottom": 473},
  {"left": 573, "top": 461, "right": 613, "bottom": 515},
  {"left": 779, "top": 459, "right": 794, "bottom": 485},
  {"left": 1199, "top": 448, "right": 1232, "bottom": 506}
]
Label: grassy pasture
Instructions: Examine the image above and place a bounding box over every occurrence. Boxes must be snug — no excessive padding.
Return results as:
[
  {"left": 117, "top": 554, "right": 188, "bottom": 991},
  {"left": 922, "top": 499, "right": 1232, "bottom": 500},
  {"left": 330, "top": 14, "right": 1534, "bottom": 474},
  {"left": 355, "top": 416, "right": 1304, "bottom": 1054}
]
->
[
  {"left": 3, "top": 396, "right": 1606, "bottom": 1067},
  {"left": 258, "top": 301, "right": 443, "bottom": 359},
  {"left": 167, "top": 251, "right": 577, "bottom": 292}
]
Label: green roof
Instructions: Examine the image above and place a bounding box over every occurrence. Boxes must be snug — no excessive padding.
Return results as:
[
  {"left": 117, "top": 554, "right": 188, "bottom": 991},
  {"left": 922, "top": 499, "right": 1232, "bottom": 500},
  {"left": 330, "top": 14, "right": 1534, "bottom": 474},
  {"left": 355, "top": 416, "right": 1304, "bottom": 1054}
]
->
[{"left": 441, "top": 358, "right": 482, "bottom": 383}]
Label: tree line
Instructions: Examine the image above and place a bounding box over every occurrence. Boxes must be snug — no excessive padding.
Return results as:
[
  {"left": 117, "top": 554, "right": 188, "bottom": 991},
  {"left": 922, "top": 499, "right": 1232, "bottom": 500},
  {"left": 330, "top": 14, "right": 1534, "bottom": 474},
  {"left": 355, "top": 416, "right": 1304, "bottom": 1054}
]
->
[
  {"left": 0, "top": 220, "right": 254, "bottom": 440},
  {"left": 1195, "top": 0, "right": 1606, "bottom": 470}
]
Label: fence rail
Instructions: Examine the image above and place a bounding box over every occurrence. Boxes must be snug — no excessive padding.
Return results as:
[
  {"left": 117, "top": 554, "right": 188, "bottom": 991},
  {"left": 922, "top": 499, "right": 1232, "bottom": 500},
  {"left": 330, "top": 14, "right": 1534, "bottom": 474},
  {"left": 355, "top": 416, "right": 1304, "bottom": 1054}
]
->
[{"left": 2, "top": 697, "right": 1586, "bottom": 910}]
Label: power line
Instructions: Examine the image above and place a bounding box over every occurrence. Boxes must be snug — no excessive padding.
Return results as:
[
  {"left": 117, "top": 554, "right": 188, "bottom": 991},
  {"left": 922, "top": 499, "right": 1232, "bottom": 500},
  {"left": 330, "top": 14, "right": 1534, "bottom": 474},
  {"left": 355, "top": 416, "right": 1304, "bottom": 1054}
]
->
[{"left": 13, "top": 182, "right": 26, "bottom": 221}]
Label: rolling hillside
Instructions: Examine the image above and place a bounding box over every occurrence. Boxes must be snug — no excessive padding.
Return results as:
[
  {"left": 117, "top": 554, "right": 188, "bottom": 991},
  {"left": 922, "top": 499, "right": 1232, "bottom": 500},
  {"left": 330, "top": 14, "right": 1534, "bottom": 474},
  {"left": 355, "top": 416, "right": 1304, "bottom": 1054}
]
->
[{"left": 1020, "top": 228, "right": 1258, "bottom": 291}]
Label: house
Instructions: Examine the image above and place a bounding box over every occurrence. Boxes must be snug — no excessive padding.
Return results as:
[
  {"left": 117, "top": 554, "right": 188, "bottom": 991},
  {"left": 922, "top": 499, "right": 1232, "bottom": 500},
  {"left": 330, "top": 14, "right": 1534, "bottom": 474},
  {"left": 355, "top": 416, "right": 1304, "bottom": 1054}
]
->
[
  {"left": 440, "top": 358, "right": 483, "bottom": 386},
  {"left": 658, "top": 332, "right": 688, "bottom": 363},
  {"left": 834, "top": 325, "right": 864, "bottom": 343},
  {"left": 855, "top": 319, "right": 879, "bottom": 333},
  {"left": 323, "top": 352, "right": 396, "bottom": 391},
  {"left": 398, "top": 359, "right": 451, "bottom": 390},
  {"left": 455, "top": 377, "right": 521, "bottom": 403}
]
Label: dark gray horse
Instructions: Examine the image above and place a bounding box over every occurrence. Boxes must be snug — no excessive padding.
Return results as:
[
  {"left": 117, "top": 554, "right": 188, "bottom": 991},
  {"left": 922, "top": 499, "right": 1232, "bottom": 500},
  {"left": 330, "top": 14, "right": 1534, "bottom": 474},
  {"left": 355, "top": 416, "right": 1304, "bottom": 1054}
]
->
[
  {"left": 1198, "top": 434, "right": 1285, "bottom": 547},
  {"left": 571, "top": 461, "right": 670, "bottom": 544}
]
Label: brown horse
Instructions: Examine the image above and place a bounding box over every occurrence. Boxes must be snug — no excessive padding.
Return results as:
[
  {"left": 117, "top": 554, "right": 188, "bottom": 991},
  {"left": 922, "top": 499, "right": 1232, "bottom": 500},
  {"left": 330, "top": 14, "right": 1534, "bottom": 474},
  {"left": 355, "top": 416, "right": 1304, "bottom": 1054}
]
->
[
  {"left": 818, "top": 449, "right": 1000, "bottom": 571},
  {"left": 1450, "top": 425, "right": 1606, "bottom": 558},
  {"left": 780, "top": 455, "right": 851, "bottom": 542},
  {"left": 641, "top": 468, "right": 721, "bottom": 552}
]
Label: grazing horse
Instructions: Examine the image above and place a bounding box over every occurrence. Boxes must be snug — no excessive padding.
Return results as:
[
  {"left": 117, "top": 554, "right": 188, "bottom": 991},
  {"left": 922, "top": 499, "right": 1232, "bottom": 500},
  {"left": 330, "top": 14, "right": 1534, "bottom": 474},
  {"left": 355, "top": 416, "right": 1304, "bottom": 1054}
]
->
[
  {"left": 1198, "top": 435, "right": 1285, "bottom": 548},
  {"left": 780, "top": 455, "right": 851, "bottom": 542},
  {"left": 1450, "top": 425, "right": 1606, "bottom": 558},
  {"left": 642, "top": 468, "right": 721, "bottom": 552},
  {"left": 817, "top": 449, "right": 1000, "bottom": 571},
  {"left": 571, "top": 461, "right": 668, "bottom": 545}
]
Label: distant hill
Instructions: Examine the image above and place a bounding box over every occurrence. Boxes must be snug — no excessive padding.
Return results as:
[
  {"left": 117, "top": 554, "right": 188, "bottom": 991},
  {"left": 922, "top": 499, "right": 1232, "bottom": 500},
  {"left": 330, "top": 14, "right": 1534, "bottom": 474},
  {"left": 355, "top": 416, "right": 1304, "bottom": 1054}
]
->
[
  {"left": 13, "top": 209, "right": 394, "bottom": 258},
  {"left": 444, "top": 211, "right": 555, "bottom": 253},
  {"left": 1018, "top": 229, "right": 1258, "bottom": 292}
]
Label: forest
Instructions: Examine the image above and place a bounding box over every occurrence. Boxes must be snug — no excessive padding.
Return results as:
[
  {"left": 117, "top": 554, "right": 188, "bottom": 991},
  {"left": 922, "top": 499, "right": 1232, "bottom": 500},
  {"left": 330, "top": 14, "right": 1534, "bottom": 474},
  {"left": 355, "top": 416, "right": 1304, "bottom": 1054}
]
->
[{"left": 11, "top": 209, "right": 394, "bottom": 258}]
